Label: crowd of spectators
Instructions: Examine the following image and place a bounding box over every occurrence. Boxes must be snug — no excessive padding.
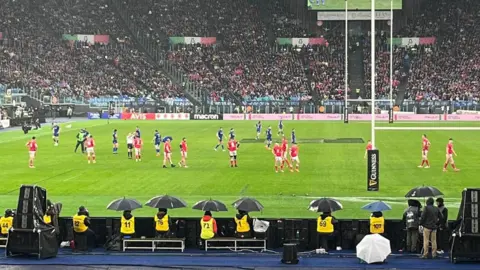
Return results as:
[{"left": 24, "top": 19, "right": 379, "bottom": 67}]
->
[{"left": 1, "top": 0, "right": 479, "bottom": 106}]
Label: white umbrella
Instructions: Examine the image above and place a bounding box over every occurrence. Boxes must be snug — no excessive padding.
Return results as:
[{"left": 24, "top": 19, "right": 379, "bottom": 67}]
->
[{"left": 356, "top": 234, "right": 391, "bottom": 264}]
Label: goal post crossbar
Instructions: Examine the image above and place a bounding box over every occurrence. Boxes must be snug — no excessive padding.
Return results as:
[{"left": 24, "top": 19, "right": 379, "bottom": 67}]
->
[{"left": 375, "top": 127, "right": 480, "bottom": 131}]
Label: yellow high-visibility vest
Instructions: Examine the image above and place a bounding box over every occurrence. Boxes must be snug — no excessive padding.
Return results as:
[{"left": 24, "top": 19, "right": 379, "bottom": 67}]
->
[
  {"left": 154, "top": 214, "right": 169, "bottom": 232},
  {"left": 200, "top": 219, "right": 215, "bottom": 239},
  {"left": 234, "top": 215, "right": 250, "bottom": 233},
  {"left": 370, "top": 216, "right": 385, "bottom": 234},
  {"left": 317, "top": 216, "right": 334, "bottom": 233},
  {"left": 121, "top": 216, "right": 135, "bottom": 234},
  {"left": 73, "top": 214, "right": 88, "bottom": 233}
]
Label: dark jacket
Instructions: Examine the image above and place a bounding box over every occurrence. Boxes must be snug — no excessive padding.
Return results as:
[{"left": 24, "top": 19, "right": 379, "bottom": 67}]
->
[
  {"left": 403, "top": 206, "right": 421, "bottom": 229},
  {"left": 78, "top": 210, "right": 91, "bottom": 227},
  {"left": 437, "top": 205, "right": 448, "bottom": 229},
  {"left": 420, "top": 205, "right": 443, "bottom": 230}
]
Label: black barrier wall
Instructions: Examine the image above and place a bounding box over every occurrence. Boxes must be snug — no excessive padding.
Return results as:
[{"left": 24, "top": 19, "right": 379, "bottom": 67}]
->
[{"left": 56, "top": 217, "right": 455, "bottom": 251}]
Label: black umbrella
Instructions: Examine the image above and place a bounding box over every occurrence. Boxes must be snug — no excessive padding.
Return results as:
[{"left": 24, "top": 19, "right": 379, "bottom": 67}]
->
[
  {"left": 107, "top": 198, "right": 142, "bottom": 211},
  {"left": 232, "top": 197, "right": 264, "bottom": 212},
  {"left": 192, "top": 199, "right": 228, "bottom": 212},
  {"left": 145, "top": 195, "right": 187, "bottom": 209},
  {"left": 308, "top": 198, "right": 343, "bottom": 213},
  {"left": 405, "top": 186, "right": 444, "bottom": 198}
]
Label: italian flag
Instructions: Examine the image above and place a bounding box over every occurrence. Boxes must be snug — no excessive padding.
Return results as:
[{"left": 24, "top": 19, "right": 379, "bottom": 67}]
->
[
  {"left": 276, "top": 37, "right": 327, "bottom": 46},
  {"left": 169, "top": 37, "right": 216, "bottom": 45},
  {"left": 62, "top": 34, "right": 110, "bottom": 44},
  {"left": 388, "top": 37, "right": 436, "bottom": 47}
]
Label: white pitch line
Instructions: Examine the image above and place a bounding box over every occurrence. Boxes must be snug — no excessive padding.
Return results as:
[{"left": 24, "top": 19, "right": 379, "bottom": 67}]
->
[{"left": 62, "top": 175, "right": 80, "bottom": 182}]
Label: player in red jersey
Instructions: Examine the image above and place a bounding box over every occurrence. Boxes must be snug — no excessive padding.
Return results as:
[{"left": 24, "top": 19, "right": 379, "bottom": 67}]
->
[
  {"left": 443, "top": 138, "right": 459, "bottom": 172},
  {"left": 133, "top": 136, "right": 143, "bottom": 162},
  {"left": 163, "top": 138, "right": 175, "bottom": 168},
  {"left": 228, "top": 137, "right": 239, "bottom": 167},
  {"left": 281, "top": 136, "right": 292, "bottom": 170},
  {"left": 85, "top": 135, "right": 96, "bottom": 164},
  {"left": 364, "top": 140, "right": 373, "bottom": 159},
  {"left": 418, "top": 134, "right": 431, "bottom": 168},
  {"left": 273, "top": 143, "right": 284, "bottom": 172},
  {"left": 290, "top": 143, "right": 300, "bottom": 172},
  {"left": 179, "top": 137, "right": 188, "bottom": 168},
  {"left": 26, "top": 136, "right": 38, "bottom": 168}
]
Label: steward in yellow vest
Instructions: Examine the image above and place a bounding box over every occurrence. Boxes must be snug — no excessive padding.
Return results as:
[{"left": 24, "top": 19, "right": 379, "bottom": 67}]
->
[
  {"left": 200, "top": 211, "right": 217, "bottom": 240},
  {"left": 72, "top": 206, "right": 95, "bottom": 250},
  {"left": 316, "top": 212, "right": 340, "bottom": 251},
  {"left": 154, "top": 208, "right": 171, "bottom": 237},
  {"left": 369, "top": 211, "right": 385, "bottom": 234},
  {"left": 44, "top": 200, "right": 55, "bottom": 226},
  {"left": 121, "top": 210, "right": 135, "bottom": 237},
  {"left": 234, "top": 210, "right": 251, "bottom": 238},
  {"left": 0, "top": 209, "right": 14, "bottom": 236}
]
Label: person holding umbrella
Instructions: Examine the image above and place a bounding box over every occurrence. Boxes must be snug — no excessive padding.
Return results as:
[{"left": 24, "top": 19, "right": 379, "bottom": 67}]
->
[
  {"left": 316, "top": 212, "right": 341, "bottom": 252},
  {"left": 361, "top": 201, "right": 391, "bottom": 235},
  {"left": 200, "top": 211, "right": 217, "bottom": 241},
  {"left": 121, "top": 210, "right": 135, "bottom": 238},
  {"left": 154, "top": 208, "right": 171, "bottom": 238},
  {"left": 234, "top": 210, "right": 252, "bottom": 238}
]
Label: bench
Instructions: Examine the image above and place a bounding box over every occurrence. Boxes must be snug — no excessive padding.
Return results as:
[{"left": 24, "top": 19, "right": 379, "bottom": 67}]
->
[
  {"left": 123, "top": 238, "right": 185, "bottom": 252},
  {"left": 205, "top": 237, "right": 266, "bottom": 251},
  {"left": 0, "top": 237, "right": 7, "bottom": 248}
]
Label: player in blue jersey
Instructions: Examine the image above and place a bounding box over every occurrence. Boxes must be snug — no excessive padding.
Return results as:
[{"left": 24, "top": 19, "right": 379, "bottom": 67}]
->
[
  {"left": 52, "top": 123, "right": 60, "bottom": 146},
  {"left": 229, "top": 128, "right": 235, "bottom": 140},
  {"left": 278, "top": 120, "right": 284, "bottom": 136},
  {"left": 214, "top": 128, "right": 225, "bottom": 151},
  {"left": 265, "top": 126, "right": 273, "bottom": 149},
  {"left": 291, "top": 128, "right": 296, "bottom": 144},
  {"left": 153, "top": 130, "right": 162, "bottom": 156},
  {"left": 112, "top": 129, "right": 118, "bottom": 154},
  {"left": 135, "top": 126, "right": 141, "bottom": 138},
  {"left": 255, "top": 121, "right": 262, "bottom": 140}
]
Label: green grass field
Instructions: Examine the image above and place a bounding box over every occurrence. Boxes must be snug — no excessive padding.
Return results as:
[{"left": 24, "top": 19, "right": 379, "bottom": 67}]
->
[
  {"left": 308, "top": 0, "right": 402, "bottom": 10},
  {"left": 0, "top": 120, "right": 478, "bottom": 220}
]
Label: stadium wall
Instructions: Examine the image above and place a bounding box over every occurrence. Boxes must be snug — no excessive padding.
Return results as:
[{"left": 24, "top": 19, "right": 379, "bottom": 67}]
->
[
  {"left": 87, "top": 112, "right": 480, "bottom": 121},
  {"left": 56, "top": 217, "right": 455, "bottom": 251}
]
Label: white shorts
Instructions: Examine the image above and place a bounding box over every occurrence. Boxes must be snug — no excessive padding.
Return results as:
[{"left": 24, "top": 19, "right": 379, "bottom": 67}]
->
[
  {"left": 29, "top": 151, "right": 36, "bottom": 158},
  {"left": 155, "top": 144, "right": 160, "bottom": 150},
  {"left": 275, "top": 156, "right": 283, "bottom": 162},
  {"left": 134, "top": 148, "right": 141, "bottom": 154},
  {"left": 229, "top": 150, "right": 237, "bottom": 156},
  {"left": 283, "top": 152, "right": 288, "bottom": 159},
  {"left": 181, "top": 151, "right": 187, "bottom": 158},
  {"left": 422, "top": 150, "right": 428, "bottom": 157},
  {"left": 291, "top": 156, "right": 299, "bottom": 162},
  {"left": 164, "top": 152, "right": 171, "bottom": 159},
  {"left": 446, "top": 153, "right": 453, "bottom": 159},
  {"left": 86, "top": 147, "right": 95, "bottom": 154}
]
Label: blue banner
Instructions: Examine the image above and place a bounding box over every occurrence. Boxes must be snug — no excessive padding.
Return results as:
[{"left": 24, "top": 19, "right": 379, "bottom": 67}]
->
[{"left": 87, "top": 112, "right": 122, "bottom": 119}]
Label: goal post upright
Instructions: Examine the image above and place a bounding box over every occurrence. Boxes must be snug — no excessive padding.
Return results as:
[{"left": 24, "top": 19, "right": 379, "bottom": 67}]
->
[{"left": 370, "top": 0, "right": 376, "bottom": 148}]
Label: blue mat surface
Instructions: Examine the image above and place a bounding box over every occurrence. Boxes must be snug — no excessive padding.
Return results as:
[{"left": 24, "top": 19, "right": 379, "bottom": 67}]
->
[{"left": 0, "top": 249, "right": 478, "bottom": 269}]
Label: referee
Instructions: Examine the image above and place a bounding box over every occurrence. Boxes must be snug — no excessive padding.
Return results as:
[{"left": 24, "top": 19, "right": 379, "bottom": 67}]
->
[
  {"left": 126, "top": 132, "right": 134, "bottom": 159},
  {"left": 74, "top": 129, "right": 88, "bottom": 153}
]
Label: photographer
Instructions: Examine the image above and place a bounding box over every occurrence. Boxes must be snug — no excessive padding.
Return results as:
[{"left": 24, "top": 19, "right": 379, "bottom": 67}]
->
[
  {"left": 73, "top": 206, "right": 96, "bottom": 250},
  {"left": 22, "top": 122, "right": 32, "bottom": 134},
  {"left": 0, "top": 209, "right": 15, "bottom": 237}
]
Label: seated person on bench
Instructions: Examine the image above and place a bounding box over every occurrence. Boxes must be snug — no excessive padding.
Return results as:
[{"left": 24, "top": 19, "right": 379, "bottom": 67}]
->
[
  {"left": 200, "top": 211, "right": 217, "bottom": 241},
  {"left": 43, "top": 200, "right": 55, "bottom": 226},
  {"left": 154, "top": 208, "right": 171, "bottom": 238},
  {"left": 73, "top": 206, "right": 95, "bottom": 249},
  {"left": 121, "top": 210, "right": 135, "bottom": 238},
  {"left": 234, "top": 210, "right": 252, "bottom": 238},
  {"left": 0, "top": 209, "right": 14, "bottom": 237}
]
